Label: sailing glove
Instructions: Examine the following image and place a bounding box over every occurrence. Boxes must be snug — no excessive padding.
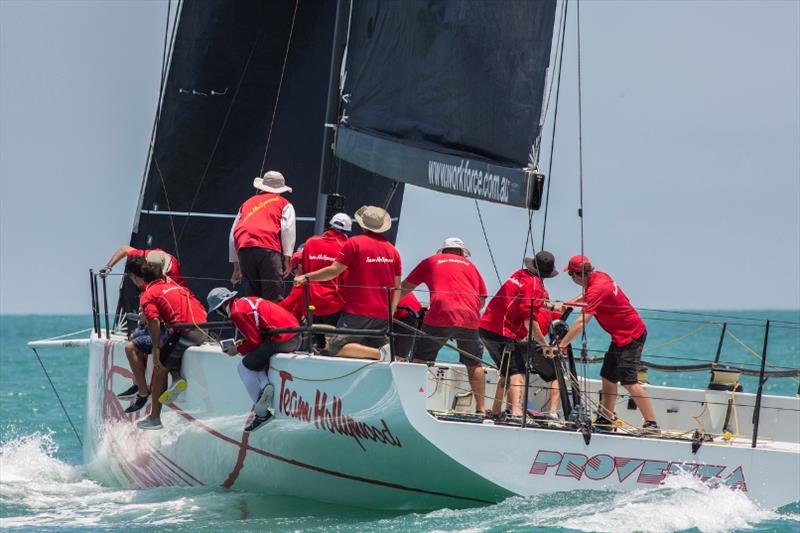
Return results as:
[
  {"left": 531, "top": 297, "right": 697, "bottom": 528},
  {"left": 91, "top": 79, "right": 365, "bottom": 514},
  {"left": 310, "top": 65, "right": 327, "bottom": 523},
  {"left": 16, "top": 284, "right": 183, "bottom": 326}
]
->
[{"left": 98, "top": 266, "right": 112, "bottom": 278}]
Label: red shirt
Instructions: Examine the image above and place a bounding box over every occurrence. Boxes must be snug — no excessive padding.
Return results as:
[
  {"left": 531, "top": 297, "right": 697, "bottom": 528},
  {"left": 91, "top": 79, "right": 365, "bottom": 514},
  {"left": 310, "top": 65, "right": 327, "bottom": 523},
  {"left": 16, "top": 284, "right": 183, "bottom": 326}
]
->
[
  {"left": 139, "top": 279, "right": 206, "bottom": 332},
  {"left": 230, "top": 297, "right": 300, "bottom": 353},
  {"left": 479, "top": 269, "right": 546, "bottom": 340},
  {"left": 395, "top": 292, "right": 422, "bottom": 321},
  {"left": 233, "top": 193, "right": 289, "bottom": 253},
  {"left": 336, "top": 232, "right": 401, "bottom": 319},
  {"left": 535, "top": 288, "right": 558, "bottom": 337},
  {"left": 278, "top": 285, "right": 305, "bottom": 320},
  {"left": 302, "top": 229, "right": 347, "bottom": 316},
  {"left": 405, "top": 253, "right": 487, "bottom": 328},
  {"left": 127, "top": 248, "right": 186, "bottom": 287},
  {"left": 583, "top": 271, "right": 646, "bottom": 346}
]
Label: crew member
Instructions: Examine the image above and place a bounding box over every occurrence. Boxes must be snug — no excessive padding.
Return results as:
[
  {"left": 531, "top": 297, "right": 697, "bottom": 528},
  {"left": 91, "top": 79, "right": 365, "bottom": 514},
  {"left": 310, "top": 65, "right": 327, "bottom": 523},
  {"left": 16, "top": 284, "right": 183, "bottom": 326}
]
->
[
  {"left": 207, "top": 287, "right": 301, "bottom": 432},
  {"left": 229, "top": 170, "right": 296, "bottom": 301},
  {"left": 99, "top": 245, "right": 185, "bottom": 286},
  {"left": 136, "top": 263, "right": 207, "bottom": 431},
  {"left": 115, "top": 256, "right": 166, "bottom": 413},
  {"left": 393, "top": 292, "right": 423, "bottom": 360},
  {"left": 400, "top": 237, "right": 488, "bottom": 413},
  {"left": 294, "top": 206, "right": 400, "bottom": 361},
  {"left": 479, "top": 251, "right": 557, "bottom": 417},
  {"left": 298, "top": 212, "right": 352, "bottom": 350},
  {"left": 556, "top": 255, "right": 658, "bottom": 432}
]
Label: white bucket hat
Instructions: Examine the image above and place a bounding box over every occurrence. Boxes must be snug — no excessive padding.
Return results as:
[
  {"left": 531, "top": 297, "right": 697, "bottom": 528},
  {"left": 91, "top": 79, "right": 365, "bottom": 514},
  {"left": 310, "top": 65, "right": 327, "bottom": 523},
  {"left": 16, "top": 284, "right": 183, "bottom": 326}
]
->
[
  {"left": 354, "top": 205, "right": 391, "bottom": 234},
  {"left": 437, "top": 237, "right": 470, "bottom": 257},
  {"left": 145, "top": 250, "right": 172, "bottom": 274},
  {"left": 253, "top": 170, "right": 292, "bottom": 194},
  {"left": 329, "top": 212, "right": 352, "bottom": 232}
]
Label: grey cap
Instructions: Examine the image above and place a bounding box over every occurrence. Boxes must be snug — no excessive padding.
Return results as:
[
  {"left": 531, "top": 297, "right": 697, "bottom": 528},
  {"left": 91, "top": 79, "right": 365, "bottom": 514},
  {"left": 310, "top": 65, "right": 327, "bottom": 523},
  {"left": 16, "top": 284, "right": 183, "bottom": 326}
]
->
[{"left": 207, "top": 287, "right": 238, "bottom": 313}]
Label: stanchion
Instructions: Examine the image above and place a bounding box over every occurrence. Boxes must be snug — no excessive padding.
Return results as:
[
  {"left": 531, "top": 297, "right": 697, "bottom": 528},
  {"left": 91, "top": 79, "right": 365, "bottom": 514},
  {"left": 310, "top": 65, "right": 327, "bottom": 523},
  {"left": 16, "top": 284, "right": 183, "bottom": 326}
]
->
[
  {"left": 386, "top": 287, "right": 395, "bottom": 360},
  {"left": 751, "top": 320, "right": 770, "bottom": 448}
]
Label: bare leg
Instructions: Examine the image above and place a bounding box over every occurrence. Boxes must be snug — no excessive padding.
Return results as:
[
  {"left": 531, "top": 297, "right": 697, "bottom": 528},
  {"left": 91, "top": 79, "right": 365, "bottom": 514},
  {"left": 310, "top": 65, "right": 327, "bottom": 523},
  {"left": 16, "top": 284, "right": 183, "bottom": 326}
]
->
[
  {"left": 336, "top": 343, "right": 380, "bottom": 360},
  {"left": 508, "top": 374, "right": 525, "bottom": 416},
  {"left": 492, "top": 376, "right": 506, "bottom": 415},
  {"left": 623, "top": 382, "right": 656, "bottom": 422},
  {"left": 548, "top": 380, "right": 560, "bottom": 413},
  {"left": 124, "top": 342, "right": 149, "bottom": 396},
  {"left": 149, "top": 366, "right": 168, "bottom": 420},
  {"left": 600, "top": 377, "right": 617, "bottom": 419},
  {"left": 467, "top": 365, "right": 485, "bottom": 413}
]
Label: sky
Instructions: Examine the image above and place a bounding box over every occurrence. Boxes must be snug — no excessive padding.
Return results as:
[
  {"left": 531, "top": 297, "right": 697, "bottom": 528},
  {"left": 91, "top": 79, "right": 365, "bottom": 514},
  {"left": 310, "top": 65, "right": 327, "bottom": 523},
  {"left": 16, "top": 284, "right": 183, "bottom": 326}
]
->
[{"left": 1, "top": 0, "right": 798, "bottom": 314}]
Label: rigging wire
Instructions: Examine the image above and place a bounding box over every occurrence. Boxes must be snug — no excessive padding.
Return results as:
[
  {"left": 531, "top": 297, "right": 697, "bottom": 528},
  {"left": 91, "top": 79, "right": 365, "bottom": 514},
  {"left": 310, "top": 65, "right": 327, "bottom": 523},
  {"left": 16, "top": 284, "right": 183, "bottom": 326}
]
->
[
  {"left": 31, "top": 348, "right": 82, "bottom": 447},
  {"left": 259, "top": 0, "right": 301, "bottom": 176},
  {"left": 474, "top": 200, "right": 502, "bottom": 284},
  {"left": 176, "top": 31, "right": 262, "bottom": 247}
]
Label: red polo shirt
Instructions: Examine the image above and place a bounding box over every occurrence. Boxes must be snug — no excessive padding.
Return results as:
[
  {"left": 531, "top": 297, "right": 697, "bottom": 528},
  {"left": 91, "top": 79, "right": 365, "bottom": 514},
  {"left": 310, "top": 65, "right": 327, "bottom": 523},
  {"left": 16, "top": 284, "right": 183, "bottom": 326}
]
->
[
  {"left": 405, "top": 253, "right": 487, "bottom": 328},
  {"left": 139, "top": 279, "right": 205, "bottom": 332},
  {"left": 230, "top": 297, "right": 300, "bottom": 354},
  {"left": 336, "top": 232, "right": 401, "bottom": 319},
  {"left": 302, "top": 229, "right": 347, "bottom": 316},
  {"left": 127, "top": 248, "right": 186, "bottom": 287},
  {"left": 233, "top": 193, "right": 289, "bottom": 253},
  {"left": 583, "top": 271, "right": 646, "bottom": 346},
  {"left": 395, "top": 292, "right": 422, "bottom": 321},
  {"left": 479, "top": 269, "right": 546, "bottom": 340}
]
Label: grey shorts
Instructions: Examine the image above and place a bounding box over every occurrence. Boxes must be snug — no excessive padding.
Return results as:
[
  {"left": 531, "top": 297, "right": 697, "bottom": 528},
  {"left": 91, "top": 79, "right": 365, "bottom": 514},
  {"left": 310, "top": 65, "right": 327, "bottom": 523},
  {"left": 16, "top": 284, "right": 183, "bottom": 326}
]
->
[
  {"left": 324, "top": 313, "right": 388, "bottom": 356},
  {"left": 414, "top": 324, "right": 483, "bottom": 366},
  {"left": 159, "top": 330, "right": 206, "bottom": 371}
]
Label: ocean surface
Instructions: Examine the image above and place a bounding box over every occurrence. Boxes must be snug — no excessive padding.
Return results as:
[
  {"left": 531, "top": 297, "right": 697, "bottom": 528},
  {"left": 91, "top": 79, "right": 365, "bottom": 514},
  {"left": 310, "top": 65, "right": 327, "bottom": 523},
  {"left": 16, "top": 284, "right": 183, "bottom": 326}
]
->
[{"left": 1, "top": 312, "right": 799, "bottom": 532}]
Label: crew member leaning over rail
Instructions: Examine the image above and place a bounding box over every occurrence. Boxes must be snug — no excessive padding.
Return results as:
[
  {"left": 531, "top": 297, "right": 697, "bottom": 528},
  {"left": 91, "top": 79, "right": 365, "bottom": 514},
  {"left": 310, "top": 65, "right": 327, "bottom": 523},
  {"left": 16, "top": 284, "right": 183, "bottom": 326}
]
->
[
  {"left": 99, "top": 245, "right": 185, "bottom": 286},
  {"left": 207, "top": 287, "right": 300, "bottom": 433},
  {"left": 400, "top": 237, "right": 489, "bottom": 414},
  {"left": 393, "top": 291, "right": 423, "bottom": 360},
  {"left": 294, "top": 205, "right": 401, "bottom": 361},
  {"left": 479, "top": 251, "right": 557, "bottom": 418},
  {"left": 556, "top": 255, "right": 659, "bottom": 434},
  {"left": 135, "top": 263, "right": 207, "bottom": 431}
]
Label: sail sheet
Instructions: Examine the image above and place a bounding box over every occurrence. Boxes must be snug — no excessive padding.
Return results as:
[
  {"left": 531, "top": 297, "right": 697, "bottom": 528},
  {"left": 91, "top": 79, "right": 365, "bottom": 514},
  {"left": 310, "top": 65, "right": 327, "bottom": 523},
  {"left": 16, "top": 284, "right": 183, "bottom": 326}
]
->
[
  {"left": 335, "top": 0, "right": 557, "bottom": 209},
  {"left": 121, "top": 0, "right": 404, "bottom": 315}
]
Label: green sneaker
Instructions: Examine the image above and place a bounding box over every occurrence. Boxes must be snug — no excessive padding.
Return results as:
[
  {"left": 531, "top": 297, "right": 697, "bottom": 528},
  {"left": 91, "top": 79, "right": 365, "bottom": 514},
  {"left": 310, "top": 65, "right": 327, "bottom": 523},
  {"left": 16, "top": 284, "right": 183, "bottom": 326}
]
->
[{"left": 159, "top": 378, "right": 187, "bottom": 404}]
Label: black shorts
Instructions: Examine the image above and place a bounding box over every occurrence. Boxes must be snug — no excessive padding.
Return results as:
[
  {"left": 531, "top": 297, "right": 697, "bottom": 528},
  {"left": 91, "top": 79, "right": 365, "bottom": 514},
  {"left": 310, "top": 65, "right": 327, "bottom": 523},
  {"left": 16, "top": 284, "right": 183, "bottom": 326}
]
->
[
  {"left": 414, "top": 324, "right": 483, "bottom": 367},
  {"left": 393, "top": 314, "right": 421, "bottom": 359},
  {"left": 242, "top": 335, "right": 301, "bottom": 371},
  {"left": 600, "top": 331, "right": 647, "bottom": 385},
  {"left": 480, "top": 329, "right": 554, "bottom": 380},
  {"left": 159, "top": 330, "right": 206, "bottom": 371},
  {"left": 324, "top": 313, "right": 388, "bottom": 356}
]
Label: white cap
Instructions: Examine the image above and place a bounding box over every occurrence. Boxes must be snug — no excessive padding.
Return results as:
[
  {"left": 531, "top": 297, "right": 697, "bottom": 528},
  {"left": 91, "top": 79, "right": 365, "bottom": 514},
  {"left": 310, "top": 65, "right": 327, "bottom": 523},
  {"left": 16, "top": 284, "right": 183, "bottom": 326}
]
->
[
  {"left": 329, "top": 212, "right": 353, "bottom": 232},
  {"left": 437, "top": 237, "right": 470, "bottom": 257}
]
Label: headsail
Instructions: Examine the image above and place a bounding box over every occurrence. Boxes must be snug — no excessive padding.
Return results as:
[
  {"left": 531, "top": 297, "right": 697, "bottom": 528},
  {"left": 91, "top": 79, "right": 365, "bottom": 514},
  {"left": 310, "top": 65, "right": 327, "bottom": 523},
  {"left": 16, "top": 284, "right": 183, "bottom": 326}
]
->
[
  {"left": 122, "top": 0, "right": 404, "bottom": 315},
  {"left": 335, "top": 0, "right": 558, "bottom": 209}
]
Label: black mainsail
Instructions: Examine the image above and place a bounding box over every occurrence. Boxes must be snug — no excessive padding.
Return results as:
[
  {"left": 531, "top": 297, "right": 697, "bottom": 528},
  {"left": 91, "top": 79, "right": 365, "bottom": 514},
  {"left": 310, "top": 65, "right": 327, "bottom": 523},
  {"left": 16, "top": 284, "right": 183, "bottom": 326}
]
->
[{"left": 335, "top": 0, "right": 558, "bottom": 209}]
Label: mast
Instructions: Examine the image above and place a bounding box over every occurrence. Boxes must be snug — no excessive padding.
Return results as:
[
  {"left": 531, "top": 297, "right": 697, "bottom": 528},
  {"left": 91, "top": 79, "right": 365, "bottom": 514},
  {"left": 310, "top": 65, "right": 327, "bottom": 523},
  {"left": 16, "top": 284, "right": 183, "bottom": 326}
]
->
[{"left": 314, "top": 0, "right": 352, "bottom": 235}]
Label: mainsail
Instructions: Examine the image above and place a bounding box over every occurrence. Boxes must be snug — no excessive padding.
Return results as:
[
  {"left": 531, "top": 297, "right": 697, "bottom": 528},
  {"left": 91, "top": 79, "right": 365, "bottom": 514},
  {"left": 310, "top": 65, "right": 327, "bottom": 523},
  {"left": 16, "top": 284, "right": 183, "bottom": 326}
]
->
[
  {"left": 121, "top": 0, "right": 404, "bottom": 314},
  {"left": 335, "top": 0, "right": 558, "bottom": 209}
]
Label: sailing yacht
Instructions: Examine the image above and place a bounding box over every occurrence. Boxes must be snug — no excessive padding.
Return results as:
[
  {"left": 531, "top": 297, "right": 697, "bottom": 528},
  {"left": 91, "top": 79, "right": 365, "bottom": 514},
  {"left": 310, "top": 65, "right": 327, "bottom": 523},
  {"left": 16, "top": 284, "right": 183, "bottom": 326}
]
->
[{"left": 31, "top": 0, "right": 799, "bottom": 510}]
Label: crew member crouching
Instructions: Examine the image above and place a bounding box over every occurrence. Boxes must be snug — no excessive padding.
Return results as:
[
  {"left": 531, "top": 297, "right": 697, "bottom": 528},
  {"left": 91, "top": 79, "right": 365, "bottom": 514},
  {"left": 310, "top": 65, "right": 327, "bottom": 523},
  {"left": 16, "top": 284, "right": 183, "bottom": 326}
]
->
[
  {"left": 136, "top": 263, "right": 207, "bottom": 430},
  {"left": 207, "top": 287, "right": 301, "bottom": 432}
]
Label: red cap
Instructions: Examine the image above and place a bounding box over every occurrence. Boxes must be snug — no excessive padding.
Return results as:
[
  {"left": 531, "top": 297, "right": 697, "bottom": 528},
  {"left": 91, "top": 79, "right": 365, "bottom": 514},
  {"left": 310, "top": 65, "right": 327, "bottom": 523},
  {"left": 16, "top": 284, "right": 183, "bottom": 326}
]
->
[
  {"left": 290, "top": 251, "right": 302, "bottom": 269},
  {"left": 564, "top": 254, "right": 591, "bottom": 273}
]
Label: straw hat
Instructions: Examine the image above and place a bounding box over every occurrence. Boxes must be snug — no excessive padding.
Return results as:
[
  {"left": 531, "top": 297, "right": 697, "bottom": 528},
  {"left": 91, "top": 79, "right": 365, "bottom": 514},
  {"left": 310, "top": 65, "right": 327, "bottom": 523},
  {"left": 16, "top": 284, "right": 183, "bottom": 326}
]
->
[
  {"left": 253, "top": 170, "right": 292, "bottom": 194},
  {"left": 354, "top": 205, "right": 391, "bottom": 233}
]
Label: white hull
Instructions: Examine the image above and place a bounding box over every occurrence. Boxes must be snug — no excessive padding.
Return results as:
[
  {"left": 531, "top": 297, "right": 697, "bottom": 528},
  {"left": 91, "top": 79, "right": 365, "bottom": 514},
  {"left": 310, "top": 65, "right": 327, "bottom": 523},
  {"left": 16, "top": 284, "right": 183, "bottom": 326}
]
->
[{"left": 84, "top": 334, "right": 800, "bottom": 510}]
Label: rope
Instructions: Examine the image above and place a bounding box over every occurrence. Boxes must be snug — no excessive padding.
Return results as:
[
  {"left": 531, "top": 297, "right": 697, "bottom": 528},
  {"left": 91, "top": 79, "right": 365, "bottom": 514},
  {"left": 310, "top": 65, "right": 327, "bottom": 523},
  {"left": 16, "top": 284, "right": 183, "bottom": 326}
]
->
[
  {"left": 474, "top": 200, "right": 502, "bottom": 284},
  {"left": 39, "top": 327, "right": 94, "bottom": 341},
  {"left": 31, "top": 348, "right": 82, "bottom": 447},
  {"left": 259, "top": 0, "right": 300, "bottom": 176},
  {"left": 726, "top": 329, "right": 800, "bottom": 384}
]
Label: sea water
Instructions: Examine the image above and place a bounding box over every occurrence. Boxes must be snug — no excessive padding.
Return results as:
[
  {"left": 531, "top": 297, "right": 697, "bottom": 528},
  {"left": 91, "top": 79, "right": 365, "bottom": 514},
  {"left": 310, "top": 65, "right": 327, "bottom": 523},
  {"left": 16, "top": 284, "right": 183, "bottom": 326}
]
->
[{"left": 1, "top": 312, "right": 799, "bottom": 532}]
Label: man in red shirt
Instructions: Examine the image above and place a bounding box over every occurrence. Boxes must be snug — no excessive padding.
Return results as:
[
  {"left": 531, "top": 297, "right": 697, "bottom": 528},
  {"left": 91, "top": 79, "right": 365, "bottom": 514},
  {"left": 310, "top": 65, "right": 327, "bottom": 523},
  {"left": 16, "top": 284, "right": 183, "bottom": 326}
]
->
[
  {"left": 294, "top": 206, "right": 400, "bottom": 361},
  {"left": 207, "top": 287, "right": 301, "bottom": 432},
  {"left": 136, "top": 264, "right": 207, "bottom": 431},
  {"left": 229, "top": 170, "right": 296, "bottom": 301},
  {"left": 556, "top": 255, "right": 658, "bottom": 432},
  {"left": 99, "top": 245, "right": 186, "bottom": 286},
  {"left": 479, "top": 251, "right": 557, "bottom": 417},
  {"left": 401, "top": 238, "right": 489, "bottom": 413}
]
